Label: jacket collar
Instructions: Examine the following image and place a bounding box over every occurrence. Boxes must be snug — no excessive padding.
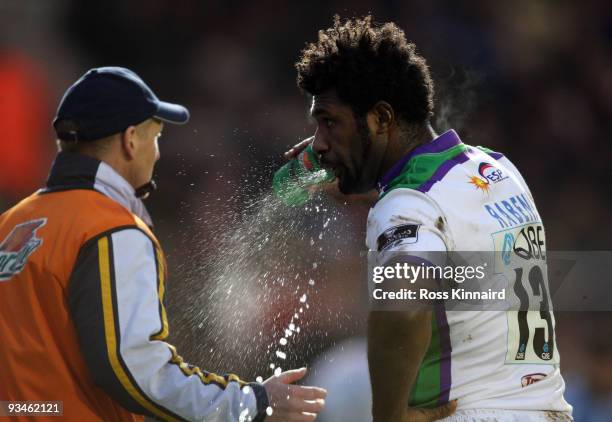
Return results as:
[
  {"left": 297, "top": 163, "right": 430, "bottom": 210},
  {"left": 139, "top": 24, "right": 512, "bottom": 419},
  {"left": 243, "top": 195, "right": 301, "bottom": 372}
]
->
[{"left": 43, "top": 152, "right": 153, "bottom": 227}]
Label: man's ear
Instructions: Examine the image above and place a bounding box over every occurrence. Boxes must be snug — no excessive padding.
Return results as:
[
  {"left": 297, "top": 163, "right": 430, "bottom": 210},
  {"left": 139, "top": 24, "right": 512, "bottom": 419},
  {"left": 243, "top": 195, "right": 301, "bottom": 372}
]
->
[
  {"left": 369, "top": 101, "right": 395, "bottom": 135},
  {"left": 121, "top": 126, "right": 138, "bottom": 160}
]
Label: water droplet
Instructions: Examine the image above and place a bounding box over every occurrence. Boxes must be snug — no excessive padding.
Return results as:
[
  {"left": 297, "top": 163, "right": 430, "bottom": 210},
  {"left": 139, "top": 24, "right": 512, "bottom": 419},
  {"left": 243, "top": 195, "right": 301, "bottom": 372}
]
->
[
  {"left": 256, "top": 376, "right": 263, "bottom": 383},
  {"left": 270, "top": 363, "right": 275, "bottom": 369},
  {"left": 274, "top": 367, "right": 282, "bottom": 376},
  {"left": 266, "top": 406, "right": 274, "bottom": 416},
  {"left": 275, "top": 350, "right": 287, "bottom": 360},
  {"left": 312, "top": 262, "right": 318, "bottom": 269},
  {"left": 280, "top": 338, "right": 288, "bottom": 346},
  {"left": 308, "top": 279, "right": 315, "bottom": 286},
  {"left": 299, "top": 294, "right": 307, "bottom": 303}
]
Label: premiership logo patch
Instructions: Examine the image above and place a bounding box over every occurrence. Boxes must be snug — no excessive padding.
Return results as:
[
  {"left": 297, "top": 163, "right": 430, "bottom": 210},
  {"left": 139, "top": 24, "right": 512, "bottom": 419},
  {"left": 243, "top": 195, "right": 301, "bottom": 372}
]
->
[
  {"left": 0, "top": 218, "right": 47, "bottom": 281},
  {"left": 521, "top": 373, "right": 546, "bottom": 387},
  {"left": 377, "top": 224, "right": 420, "bottom": 251}
]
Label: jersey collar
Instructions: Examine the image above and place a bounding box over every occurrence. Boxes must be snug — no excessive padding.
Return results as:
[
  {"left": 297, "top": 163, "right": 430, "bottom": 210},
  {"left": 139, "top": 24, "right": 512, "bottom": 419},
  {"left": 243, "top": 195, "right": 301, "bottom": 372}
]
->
[
  {"left": 43, "top": 152, "right": 153, "bottom": 227},
  {"left": 377, "top": 129, "right": 462, "bottom": 193}
]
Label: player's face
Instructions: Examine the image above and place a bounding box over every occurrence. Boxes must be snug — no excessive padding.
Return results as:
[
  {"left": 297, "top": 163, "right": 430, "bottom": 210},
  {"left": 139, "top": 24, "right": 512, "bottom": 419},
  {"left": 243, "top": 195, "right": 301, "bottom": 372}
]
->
[
  {"left": 310, "top": 91, "right": 376, "bottom": 194},
  {"left": 133, "top": 119, "right": 162, "bottom": 188}
]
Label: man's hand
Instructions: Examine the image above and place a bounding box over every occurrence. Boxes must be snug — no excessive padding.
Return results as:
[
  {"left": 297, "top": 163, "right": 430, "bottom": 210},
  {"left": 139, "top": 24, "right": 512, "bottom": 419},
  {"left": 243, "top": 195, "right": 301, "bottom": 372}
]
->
[
  {"left": 263, "top": 368, "right": 327, "bottom": 421},
  {"left": 283, "top": 136, "right": 314, "bottom": 160},
  {"left": 283, "top": 136, "right": 378, "bottom": 206},
  {"left": 396, "top": 400, "right": 457, "bottom": 422}
]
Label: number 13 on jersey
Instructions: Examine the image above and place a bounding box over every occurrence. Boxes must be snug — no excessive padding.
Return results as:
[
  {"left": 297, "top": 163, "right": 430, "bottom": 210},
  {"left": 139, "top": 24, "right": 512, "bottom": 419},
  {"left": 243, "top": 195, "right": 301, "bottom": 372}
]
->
[
  {"left": 498, "top": 224, "right": 559, "bottom": 365},
  {"left": 505, "top": 263, "right": 558, "bottom": 364}
]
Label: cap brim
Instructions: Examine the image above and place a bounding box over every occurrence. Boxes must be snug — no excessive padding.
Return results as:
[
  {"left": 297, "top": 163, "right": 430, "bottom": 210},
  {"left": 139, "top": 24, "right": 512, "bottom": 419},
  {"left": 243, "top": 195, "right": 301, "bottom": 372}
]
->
[{"left": 154, "top": 101, "right": 190, "bottom": 124}]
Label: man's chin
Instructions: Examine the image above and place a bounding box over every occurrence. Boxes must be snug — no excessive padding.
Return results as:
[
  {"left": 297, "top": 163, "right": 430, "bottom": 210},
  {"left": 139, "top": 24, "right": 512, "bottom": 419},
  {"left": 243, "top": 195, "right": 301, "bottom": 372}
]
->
[{"left": 337, "top": 176, "right": 373, "bottom": 195}]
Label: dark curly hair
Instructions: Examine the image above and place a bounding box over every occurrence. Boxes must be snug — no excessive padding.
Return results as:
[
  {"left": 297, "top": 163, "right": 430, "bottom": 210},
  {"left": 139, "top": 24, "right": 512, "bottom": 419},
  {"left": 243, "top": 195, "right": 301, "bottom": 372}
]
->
[{"left": 296, "top": 15, "right": 434, "bottom": 124}]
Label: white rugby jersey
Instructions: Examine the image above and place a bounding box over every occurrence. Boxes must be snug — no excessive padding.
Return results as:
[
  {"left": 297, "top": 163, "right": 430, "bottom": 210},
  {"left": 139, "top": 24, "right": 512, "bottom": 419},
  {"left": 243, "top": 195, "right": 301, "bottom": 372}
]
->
[{"left": 366, "top": 129, "right": 572, "bottom": 413}]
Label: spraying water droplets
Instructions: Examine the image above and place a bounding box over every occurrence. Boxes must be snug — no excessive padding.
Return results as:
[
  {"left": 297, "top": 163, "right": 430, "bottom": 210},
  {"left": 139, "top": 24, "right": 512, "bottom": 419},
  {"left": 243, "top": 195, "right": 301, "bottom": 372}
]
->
[{"left": 181, "top": 190, "right": 349, "bottom": 386}]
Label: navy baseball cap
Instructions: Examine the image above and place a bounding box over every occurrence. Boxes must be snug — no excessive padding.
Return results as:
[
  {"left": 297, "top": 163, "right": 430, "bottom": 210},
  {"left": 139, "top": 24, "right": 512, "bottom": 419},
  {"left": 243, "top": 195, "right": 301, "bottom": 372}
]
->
[{"left": 53, "top": 66, "right": 190, "bottom": 142}]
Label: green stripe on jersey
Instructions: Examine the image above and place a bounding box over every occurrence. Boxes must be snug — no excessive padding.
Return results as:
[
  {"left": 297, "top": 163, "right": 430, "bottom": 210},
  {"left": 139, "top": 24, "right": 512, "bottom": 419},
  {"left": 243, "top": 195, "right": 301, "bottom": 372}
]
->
[
  {"left": 409, "top": 312, "right": 442, "bottom": 408},
  {"left": 475, "top": 145, "right": 493, "bottom": 154},
  {"left": 381, "top": 143, "right": 468, "bottom": 198}
]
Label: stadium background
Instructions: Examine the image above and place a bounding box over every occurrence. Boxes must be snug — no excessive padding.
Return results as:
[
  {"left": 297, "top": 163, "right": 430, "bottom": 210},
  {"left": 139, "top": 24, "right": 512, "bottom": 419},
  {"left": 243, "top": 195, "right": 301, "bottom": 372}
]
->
[{"left": 1, "top": 1, "right": 611, "bottom": 420}]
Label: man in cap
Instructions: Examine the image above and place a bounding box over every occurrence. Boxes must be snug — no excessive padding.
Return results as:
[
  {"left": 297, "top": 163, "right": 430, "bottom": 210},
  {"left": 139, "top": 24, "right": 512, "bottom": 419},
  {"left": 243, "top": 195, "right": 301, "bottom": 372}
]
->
[{"left": 0, "top": 67, "right": 326, "bottom": 422}]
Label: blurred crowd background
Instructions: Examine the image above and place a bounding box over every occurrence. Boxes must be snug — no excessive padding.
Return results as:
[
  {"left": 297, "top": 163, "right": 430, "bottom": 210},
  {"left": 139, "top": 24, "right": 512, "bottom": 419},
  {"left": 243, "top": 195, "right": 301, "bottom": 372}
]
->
[{"left": 2, "top": 1, "right": 611, "bottom": 420}]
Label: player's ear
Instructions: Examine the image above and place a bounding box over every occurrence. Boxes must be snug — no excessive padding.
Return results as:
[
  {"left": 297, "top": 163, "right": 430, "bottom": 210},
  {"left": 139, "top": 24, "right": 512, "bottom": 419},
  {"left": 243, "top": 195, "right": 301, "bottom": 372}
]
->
[
  {"left": 120, "top": 126, "right": 138, "bottom": 160},
  {"left": 368, "top": 101, "right": 395, "bottom": 135}
]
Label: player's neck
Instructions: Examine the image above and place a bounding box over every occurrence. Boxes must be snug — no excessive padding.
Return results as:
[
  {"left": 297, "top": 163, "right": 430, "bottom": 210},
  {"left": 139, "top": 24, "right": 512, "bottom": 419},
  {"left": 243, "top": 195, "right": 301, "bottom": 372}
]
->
[{"left": 379, "top": 123, "right": 437, "bottom": 178}]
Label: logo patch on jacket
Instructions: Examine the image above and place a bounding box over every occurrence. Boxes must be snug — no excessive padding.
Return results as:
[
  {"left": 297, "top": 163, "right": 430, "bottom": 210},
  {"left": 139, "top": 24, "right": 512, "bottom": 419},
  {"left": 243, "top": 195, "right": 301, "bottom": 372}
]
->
[
  {"left": 0, "top": 218, "right": 47, "bottom": 281},
  {"left": 377, "top": 224, "right": 420, "bottom": 251},
  {"left": 521, "top": 373, "right": 546, "bottom": 387}
]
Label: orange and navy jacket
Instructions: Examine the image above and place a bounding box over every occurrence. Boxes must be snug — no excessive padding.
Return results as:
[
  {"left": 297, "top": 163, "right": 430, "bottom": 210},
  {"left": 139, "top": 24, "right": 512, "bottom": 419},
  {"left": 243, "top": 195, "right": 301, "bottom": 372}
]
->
[{"left": 0, "top": 152, "right": 268, "bottom": 421}]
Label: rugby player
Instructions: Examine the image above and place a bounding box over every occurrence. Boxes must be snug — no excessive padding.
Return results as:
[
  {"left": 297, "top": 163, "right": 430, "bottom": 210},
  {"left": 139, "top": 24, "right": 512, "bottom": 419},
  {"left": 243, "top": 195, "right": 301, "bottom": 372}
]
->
[{"left": 287, "top": 16, "right": 573, "bottom": 421}]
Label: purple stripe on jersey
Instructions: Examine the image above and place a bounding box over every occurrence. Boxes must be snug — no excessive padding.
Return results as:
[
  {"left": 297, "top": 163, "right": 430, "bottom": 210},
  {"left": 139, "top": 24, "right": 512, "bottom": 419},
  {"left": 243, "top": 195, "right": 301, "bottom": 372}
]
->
[
  {"left": 488, "top": 151, "right": 504, "bottom": 160},
  {"left": 377, "top": 129, "right": 462, "bottom": 192},
  {"left": 417, "top": 152, "right": 470, "bottom": 193},
  {"left": 435, "top": 304, "right": 452, "bottom": 404}
]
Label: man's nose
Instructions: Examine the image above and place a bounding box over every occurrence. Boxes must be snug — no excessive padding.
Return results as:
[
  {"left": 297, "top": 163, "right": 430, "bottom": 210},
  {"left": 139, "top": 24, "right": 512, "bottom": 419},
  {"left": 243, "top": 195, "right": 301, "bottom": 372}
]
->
[{"left": 312, "top": 130, "right": 329, "bottom": 156}]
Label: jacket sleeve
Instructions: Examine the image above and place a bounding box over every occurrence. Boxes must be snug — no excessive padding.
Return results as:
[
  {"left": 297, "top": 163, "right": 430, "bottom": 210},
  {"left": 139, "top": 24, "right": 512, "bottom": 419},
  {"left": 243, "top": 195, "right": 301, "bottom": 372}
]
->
[{"left": 68, "top": 227, "right": 269, "bottom": 422}]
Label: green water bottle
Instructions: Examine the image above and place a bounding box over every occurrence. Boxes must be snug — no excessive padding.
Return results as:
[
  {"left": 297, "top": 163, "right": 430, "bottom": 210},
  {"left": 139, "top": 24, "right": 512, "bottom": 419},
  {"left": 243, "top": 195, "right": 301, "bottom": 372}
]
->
[{"left": 273, "top": 144, "right": 335, "bottom": 206}]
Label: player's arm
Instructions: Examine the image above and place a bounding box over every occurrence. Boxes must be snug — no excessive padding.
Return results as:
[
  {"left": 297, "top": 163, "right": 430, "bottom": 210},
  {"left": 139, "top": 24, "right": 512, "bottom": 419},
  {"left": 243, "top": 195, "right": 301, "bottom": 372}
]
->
[
  {"left": 368, "top": 256, "right": 455, "bottom": 422},
  {"left": 367, "top": 190, "right": 456, "bottom": 421},
  {"left": 368, "top": 306, "right": 433, "bottom": 421},
  {"left": 67, "top": 227, "right": 325, "bottom": 421}
]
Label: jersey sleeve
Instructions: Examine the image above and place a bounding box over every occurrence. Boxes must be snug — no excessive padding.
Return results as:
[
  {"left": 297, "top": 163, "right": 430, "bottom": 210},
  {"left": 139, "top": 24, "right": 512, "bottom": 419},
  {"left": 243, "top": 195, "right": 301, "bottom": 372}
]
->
[
  {"left": 67, "top": 227, "right": 268, "bottom": 422},
  {"left": 367, "top": 189, "right": 450, "bottom": 265}
]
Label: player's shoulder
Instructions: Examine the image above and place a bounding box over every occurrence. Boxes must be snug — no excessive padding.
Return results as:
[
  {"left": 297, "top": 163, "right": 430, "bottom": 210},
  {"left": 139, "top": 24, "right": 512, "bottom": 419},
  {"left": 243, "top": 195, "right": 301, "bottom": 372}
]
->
[
  {"left": 367, "top": 188, "right": 451, "bottom": 250},
  {"left": 371, "top": 187, "right": 441, "bottom": 220}
]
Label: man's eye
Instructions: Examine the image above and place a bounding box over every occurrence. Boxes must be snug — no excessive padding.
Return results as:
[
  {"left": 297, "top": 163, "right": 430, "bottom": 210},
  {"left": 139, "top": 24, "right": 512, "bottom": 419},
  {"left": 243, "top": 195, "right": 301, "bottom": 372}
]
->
[{"left": 324, "top": 118, "right": 335, "bottom": 128}]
